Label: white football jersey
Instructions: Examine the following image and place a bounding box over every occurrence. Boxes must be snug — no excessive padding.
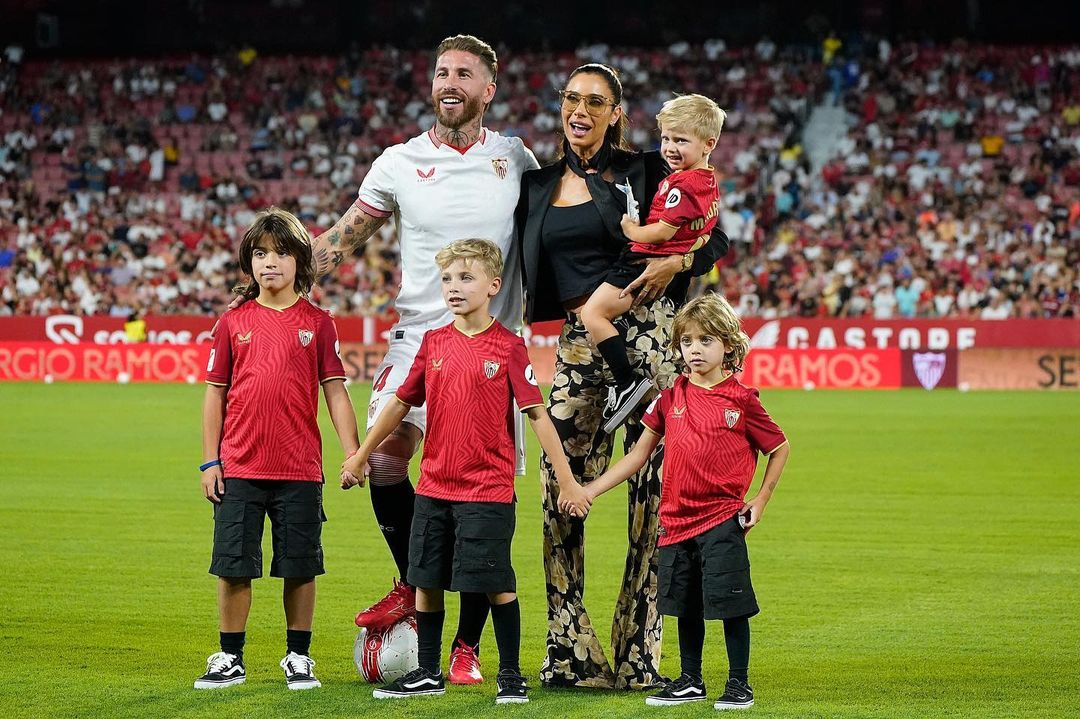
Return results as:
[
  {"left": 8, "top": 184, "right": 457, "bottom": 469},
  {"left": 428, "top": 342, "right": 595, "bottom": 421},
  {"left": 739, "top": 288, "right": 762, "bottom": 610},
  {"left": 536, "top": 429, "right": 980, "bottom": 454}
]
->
[{"left": 356, "top": 128, "right": 539, "bottom": 330}]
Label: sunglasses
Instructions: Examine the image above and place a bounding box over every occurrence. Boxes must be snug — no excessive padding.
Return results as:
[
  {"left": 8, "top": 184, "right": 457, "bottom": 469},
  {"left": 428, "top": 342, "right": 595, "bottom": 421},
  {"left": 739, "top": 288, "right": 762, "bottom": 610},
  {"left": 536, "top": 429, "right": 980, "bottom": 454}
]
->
[{"left": 559, "top": 90, "right": 617, "bottom": 116}]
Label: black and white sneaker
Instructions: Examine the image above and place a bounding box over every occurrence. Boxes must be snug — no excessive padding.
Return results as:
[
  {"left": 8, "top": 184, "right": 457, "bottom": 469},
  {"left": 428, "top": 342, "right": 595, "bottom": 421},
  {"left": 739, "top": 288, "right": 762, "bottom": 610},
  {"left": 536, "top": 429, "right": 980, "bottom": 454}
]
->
[
  {"left": 601, "top": 375, "right": 655, "bottom": 433},
  {"left": 645, "top": 673, "right": 707, "bottom": 706},
  {"left": 714, "top": 678, "right": 754, "bottom": 710},
  {"left": 495, "top": 668, "right": 529, "bottom": 704},
  {"left": 280, "top": 651, "right": 321, "bottom": 690},
  {"left": 194, "top": 651, "right": 246, "bottom": 689},
  {"left": 372, "top": 666, "right": 446, "bottom": 699}
]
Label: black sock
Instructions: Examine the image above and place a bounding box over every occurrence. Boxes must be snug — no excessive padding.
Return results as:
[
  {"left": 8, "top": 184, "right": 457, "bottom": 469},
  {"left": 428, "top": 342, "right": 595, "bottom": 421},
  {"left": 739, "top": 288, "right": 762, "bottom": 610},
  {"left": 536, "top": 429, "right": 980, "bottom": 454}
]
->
[
  {"left": 596, "top": 335, "right": 636, "bottom": 388},
  {"left": 416, "top": 609, "right": 445, "bottom": 674},
  {"left": 286, "top": 629, "right": 312, "bottom": 657},
  {"left": 489, "top": 599, "right": 520, "bottom": 674},
  {"left": 220, "top": 631, "right": 245, "bottom": 659},
  {"left": 678, "top": 615, "right": 705, "bottom": 680},
  {"left": 453, "top": 592, "right": 489, "bottom": 652},
  {"left": 369, "top": 480, "right": 415, "bottom": 581},
  {"left": 723, "top": 616, "right": 750, "bottom": 682}
]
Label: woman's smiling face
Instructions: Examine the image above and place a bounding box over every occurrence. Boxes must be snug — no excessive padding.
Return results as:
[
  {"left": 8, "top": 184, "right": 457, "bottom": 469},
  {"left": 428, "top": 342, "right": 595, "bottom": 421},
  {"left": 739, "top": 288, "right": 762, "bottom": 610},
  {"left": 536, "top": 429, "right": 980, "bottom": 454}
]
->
[{"left": 561, "top": 71, "right": 621, "bottom": 159}]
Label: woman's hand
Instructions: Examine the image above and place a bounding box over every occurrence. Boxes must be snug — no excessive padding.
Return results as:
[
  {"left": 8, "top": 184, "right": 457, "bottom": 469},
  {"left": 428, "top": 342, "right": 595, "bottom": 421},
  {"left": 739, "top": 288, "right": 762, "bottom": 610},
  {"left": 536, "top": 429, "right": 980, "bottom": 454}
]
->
[{"left": 620, "top": 254, "right": 682, "bottom": 307}]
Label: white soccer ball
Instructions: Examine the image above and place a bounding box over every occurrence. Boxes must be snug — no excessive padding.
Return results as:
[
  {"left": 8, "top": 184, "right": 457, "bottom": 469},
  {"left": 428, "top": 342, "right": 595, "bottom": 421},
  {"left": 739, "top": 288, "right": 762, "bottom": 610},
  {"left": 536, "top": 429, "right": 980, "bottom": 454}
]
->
[
  {"left": 354, "top": 616, "right": 418, "bottom": 683},
  {"left": 185, "top": 374, "right": 197, "bottom": 384},
  {"left": 958, "top": 382, "right": 970, "bottom": 393},
  {"left": 43, "top": 374, "right": 54, "bottom": 384},
  {"left": 803, "top": 381, "right": 815, "bottom": 391},
  {"left": 116, "top": 371, "right": 131, "bottom": 384}
]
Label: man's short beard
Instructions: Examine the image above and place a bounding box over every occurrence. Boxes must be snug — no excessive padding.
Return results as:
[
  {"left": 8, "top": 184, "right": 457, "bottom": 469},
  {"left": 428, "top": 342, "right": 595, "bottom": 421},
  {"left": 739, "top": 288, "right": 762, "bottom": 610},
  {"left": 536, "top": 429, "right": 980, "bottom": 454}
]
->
[{"left": 431, "top": 94, "right": 485, "bottom": 129}]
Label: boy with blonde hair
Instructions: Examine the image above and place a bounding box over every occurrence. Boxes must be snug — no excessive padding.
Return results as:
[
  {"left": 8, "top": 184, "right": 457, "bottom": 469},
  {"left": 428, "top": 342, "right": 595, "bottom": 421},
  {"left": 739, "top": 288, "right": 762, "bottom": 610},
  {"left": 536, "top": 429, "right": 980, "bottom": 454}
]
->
[
  {"left": 343, "top": 239, "right": 586, "bottom": 705},
  {"left": 581, "top": 94, "right": 727, "bottom": 432},
  {"left": 573, "top": 292, "right": 789, "bottom": 710}
]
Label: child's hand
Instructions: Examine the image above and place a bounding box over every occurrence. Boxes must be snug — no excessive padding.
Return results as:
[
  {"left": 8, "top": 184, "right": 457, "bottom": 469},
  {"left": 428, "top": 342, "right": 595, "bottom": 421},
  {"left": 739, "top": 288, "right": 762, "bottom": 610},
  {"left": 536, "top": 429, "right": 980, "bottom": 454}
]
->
[
  {"left": 340, "top": 469, "right": 365, "bottom": 489},
  {"left": 201, "top": 466, "right": 224, "bottom": 503},
  {"left": 620, "top": 213, "right": 637, "bottom": 236},
  {"left": 340, "top": 453, "right": 369, "bottom": 489},
  {"left": 740, "top": 495, "right": 769, "bottom": 531},
  {"left": 557, "top": 483, "right": 591, "bottom": 519}
]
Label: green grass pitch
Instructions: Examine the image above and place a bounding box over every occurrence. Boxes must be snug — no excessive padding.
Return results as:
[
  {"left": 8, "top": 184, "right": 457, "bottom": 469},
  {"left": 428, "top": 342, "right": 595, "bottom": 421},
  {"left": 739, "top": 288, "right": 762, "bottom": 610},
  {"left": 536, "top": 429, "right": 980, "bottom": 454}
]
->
[{"left": 2, "top": 382, "right": 1078, "bottom": 718}]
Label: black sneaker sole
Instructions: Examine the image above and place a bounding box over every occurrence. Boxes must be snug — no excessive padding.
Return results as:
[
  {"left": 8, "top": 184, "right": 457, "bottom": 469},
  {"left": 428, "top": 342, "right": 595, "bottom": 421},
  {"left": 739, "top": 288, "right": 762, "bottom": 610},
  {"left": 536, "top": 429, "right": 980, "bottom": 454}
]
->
[
  {"left": 193, "top": 676, "right": 245, "bottom": 689},
  {"left": 602, "top": 379, "right": 655, "bottom": 433},
  {"left": 495, "top": 695, "right": 529, "bottom": 705},
  {"left": 372, "top": 688, "right": 446, "bottom": 699},
  {"left": 714, "top": 699, "right": 753, "bottom": 710},
  {"left": 646, "top": 695, "right": 707, "bottom": 706}
]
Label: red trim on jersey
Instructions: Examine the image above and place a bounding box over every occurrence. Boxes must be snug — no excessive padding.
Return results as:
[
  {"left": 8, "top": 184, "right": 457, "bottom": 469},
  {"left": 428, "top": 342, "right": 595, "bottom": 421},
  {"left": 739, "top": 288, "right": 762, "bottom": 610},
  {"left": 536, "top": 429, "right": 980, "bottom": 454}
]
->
[
  {"left": 426, "top": 126, "right": 488, "bottom": 154},
  {"left": 353, "top": 197, "right": 392, "bottom": 218},
  {"left": 395, "top": 320, "right": 543, "bottom": 503},
  {"left": 642, "top": 374, "right": 786, "bottom": 544},
  {"left": 205, "top": 300, "right": 347, "bottom": 482}
]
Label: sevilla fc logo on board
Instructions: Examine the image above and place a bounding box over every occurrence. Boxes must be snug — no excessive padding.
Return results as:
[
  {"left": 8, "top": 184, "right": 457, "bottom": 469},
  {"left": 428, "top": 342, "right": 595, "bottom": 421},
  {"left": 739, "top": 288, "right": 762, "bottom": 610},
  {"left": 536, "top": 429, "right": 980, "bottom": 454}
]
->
[
  {"left": 912, "top": 352, "right": 946, "bottom": 390},
  {"left": 298, "top": 329, "right": 313, "bottom": 347},
  {"left": 725, "top": 409, "right": 741, "bottom": 428},
  {"left": 491, "top": 158, "right": 508, "bottom": 179},
  {"left": 484, "top": 360, "right": 500, "bottom": 379}
]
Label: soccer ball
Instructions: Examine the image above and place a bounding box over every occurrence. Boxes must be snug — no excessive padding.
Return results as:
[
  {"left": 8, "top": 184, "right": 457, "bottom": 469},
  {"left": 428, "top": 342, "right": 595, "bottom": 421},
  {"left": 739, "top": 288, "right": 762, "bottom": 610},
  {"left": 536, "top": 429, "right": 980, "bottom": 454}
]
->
[{"left": 354, "top": 616, "right": 418, "bottom": 683}]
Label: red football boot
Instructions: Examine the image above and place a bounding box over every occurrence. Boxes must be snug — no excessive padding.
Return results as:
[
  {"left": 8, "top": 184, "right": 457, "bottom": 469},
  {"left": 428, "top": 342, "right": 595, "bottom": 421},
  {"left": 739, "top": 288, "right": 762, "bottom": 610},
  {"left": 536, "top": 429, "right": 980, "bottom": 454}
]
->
[{"left": 354, "top": 578, "right": 416, "bottom": 630}]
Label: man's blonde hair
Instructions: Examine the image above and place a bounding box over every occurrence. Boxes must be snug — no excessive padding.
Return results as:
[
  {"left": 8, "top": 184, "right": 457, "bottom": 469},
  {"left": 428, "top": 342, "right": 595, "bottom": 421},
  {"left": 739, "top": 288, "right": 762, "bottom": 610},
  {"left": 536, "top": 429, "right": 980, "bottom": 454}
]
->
[
  {"left": 434, "top": 238, "right": 504, "bottom": 280},
  {"left": 671, "top": 292, "right": 750, "bottom": 372},
  {"left": 656, "top": 93, "right": 726, "bottom": 142}
]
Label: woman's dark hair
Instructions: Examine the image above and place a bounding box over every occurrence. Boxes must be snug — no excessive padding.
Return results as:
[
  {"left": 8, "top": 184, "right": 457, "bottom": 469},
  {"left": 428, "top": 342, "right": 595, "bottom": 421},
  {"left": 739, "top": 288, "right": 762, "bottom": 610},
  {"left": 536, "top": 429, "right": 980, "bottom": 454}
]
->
[
  {"left": 564, "top": 63, "right": 632, "bottom": 152},
  {"left": 234, "top": 206, "right": 315, "bottom": 300}
]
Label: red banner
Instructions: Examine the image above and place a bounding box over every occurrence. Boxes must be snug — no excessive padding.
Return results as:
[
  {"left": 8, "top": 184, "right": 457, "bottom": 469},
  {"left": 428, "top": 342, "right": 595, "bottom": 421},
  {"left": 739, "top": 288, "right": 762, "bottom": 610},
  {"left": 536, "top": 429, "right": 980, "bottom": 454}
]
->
[
  {"left": 2, "top": 315, "right": 1075, "bottom": 350},
  {"left": 740, "top": 318, "right": 1080, "bottom": 350},
  {"left": 739, "top": 349, "right": 900, "bottom": 389},
  {"left": 0, "top": 342, "right": 211, "bottom": 382}
]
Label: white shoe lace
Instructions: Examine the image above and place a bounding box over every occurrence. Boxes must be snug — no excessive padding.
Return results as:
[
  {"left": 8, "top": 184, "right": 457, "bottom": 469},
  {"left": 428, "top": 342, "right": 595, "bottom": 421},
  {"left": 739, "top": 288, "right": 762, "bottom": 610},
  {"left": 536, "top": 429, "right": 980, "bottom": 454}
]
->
[
  {"left": 206, "top": 652, "right": 237, "bottom": 673},
  {"left": 280, "top": 652, "right": 315, "bottom": 675}
]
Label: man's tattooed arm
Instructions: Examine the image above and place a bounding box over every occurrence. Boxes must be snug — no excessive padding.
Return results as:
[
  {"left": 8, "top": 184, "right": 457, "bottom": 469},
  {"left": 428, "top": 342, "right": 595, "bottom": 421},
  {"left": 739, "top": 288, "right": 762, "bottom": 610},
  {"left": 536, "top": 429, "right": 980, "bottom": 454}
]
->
[{"left": 310, "top": 204, "right": 388, "bottom": 279}]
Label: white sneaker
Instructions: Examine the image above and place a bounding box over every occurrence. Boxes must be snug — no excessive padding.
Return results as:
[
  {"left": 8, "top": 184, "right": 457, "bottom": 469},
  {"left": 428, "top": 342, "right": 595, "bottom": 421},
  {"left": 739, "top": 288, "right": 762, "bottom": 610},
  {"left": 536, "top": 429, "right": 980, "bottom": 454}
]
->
[
  {"left": 194, "top": 651, "right": 246, "bottom": 689},
  {"left": 280, "top": 651, "right": 321, "bottom": 690}
]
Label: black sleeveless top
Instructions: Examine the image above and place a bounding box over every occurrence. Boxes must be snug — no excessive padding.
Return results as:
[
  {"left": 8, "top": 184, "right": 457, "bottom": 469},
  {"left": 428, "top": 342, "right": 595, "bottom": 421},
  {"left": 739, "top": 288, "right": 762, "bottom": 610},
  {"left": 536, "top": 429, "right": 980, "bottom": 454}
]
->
[{"left": 539, "top": 201, "right": 616, "bottom": 302}]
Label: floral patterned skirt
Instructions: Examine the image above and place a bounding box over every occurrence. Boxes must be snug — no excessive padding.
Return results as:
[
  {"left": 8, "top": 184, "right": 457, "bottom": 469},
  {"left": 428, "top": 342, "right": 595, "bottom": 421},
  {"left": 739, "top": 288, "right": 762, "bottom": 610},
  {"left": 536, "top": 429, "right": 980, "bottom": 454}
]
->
[{"left": 539, "top": 297, "right": 678, "bottom": 690}]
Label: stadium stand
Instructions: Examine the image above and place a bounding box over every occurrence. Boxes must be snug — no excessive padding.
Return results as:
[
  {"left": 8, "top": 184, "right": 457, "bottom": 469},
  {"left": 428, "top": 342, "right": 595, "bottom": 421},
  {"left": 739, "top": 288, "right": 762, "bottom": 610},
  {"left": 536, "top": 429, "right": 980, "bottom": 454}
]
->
[{"left": 0, "top": 40, "right": 1077, "bottom": 319}]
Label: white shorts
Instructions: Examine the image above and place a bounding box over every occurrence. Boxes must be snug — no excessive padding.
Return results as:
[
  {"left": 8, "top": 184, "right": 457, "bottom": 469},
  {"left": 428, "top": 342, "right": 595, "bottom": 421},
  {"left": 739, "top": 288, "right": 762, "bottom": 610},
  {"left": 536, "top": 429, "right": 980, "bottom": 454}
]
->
[{"left": 365, "top": 321, "right": 527, "bottom": 475}]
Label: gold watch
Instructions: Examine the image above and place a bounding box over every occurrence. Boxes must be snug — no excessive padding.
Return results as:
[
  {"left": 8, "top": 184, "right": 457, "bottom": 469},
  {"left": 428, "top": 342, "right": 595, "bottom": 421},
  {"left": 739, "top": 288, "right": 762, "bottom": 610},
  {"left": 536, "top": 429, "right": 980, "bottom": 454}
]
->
[{"left": 681, "top": 252, "right": 694, "bottom": 271}]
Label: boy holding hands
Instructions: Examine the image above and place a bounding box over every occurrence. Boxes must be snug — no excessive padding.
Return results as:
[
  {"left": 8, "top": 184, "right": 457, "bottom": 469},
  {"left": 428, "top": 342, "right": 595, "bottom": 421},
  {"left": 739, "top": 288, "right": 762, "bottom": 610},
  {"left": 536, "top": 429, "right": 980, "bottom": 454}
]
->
[{"left": 342, "top": 239, "right": 586, "bottom": 705}]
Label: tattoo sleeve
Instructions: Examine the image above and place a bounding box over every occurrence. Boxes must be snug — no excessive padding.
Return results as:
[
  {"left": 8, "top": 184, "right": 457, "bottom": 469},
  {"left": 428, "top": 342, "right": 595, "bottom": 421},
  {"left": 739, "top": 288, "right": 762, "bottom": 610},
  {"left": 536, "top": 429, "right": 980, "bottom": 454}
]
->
[{"left": 310, "top": 205, "right": 387, "bottom": 279}]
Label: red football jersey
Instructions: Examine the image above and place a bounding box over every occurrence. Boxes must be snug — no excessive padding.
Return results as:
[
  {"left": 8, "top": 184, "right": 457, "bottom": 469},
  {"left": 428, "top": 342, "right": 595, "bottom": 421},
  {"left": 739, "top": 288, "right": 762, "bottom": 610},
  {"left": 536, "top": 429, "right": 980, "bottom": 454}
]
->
[
  {"left": 631, "top": 167, "right": 720, "bottom": 256},
  {"left": 642, "top": 374, "right": 786, "bottom": 545},
  {"left": 395, "top": 320, "right": 544, "bottom": 503},
  {"left": 206, "top": 298, "right": 347, "bottom": 481}
]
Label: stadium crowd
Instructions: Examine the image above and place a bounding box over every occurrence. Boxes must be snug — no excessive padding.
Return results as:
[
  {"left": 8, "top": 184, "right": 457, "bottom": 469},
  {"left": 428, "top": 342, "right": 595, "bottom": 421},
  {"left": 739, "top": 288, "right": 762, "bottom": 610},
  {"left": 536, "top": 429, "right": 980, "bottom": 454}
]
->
[{"left": 1, "top": 38, "right": 1078, "bottom": 320}]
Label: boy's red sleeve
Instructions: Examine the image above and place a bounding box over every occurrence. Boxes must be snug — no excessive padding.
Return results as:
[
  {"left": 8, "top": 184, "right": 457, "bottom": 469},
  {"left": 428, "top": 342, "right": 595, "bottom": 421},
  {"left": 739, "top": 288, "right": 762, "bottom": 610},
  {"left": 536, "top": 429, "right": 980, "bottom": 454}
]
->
[
  {"left": 743, "top": 388, "right": 787, "bottom": 454},
  {"left": 507, "top": 336, "right": 544, "bottom": 410},
  {"left": 205, "top": 314, "right": 232, "bottom": 386},
  {"left": 641, "top": 388, "right": 668, "bottom": 436},
  {"left": 316, "top": 313, "right": 347, "bottom": 382},
  {"left": 394, "top": 332, "right": 429, "bottom": 407},
  {"left": 656, "top": 172, "right": 706, "bottom": 229}
]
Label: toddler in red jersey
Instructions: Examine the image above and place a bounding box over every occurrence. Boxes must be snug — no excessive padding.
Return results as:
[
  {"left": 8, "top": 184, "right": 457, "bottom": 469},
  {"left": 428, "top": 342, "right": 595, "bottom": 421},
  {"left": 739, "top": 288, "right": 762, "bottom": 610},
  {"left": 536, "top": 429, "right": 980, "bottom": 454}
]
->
[
  {"left": 341, "top": 239, "right": 582, "bottom": 705},
  {"left": 576, "top": 292, "right": 789, "bottom": 710},
  {"left": 195, "top": 207, "right": 360, "bottom": 692},
  {"left": 581, "top": 93, "right": 726, "bottom": 433}
]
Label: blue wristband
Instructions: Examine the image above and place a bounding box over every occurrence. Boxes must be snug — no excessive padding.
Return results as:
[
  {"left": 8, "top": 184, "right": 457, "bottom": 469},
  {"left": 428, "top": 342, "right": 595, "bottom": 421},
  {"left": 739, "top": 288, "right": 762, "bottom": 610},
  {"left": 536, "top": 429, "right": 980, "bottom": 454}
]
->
[{"left": 199, "top": 459, "right": 222, "bottom": 472}]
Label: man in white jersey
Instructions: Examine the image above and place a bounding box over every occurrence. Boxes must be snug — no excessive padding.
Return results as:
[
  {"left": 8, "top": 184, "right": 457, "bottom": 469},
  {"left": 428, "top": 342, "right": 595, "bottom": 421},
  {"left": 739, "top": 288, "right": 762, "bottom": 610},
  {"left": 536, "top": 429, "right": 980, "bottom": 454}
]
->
[{"left": 308, "top": 35, "right": 546, "bottom": 687}]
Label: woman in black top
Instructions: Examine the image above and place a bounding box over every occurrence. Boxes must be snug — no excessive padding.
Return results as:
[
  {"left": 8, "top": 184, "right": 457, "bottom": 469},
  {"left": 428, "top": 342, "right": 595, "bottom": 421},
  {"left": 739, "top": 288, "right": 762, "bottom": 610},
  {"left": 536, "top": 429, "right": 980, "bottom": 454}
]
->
[{"left": 517, "top": 63, "right": 728, "bottom": 690}]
